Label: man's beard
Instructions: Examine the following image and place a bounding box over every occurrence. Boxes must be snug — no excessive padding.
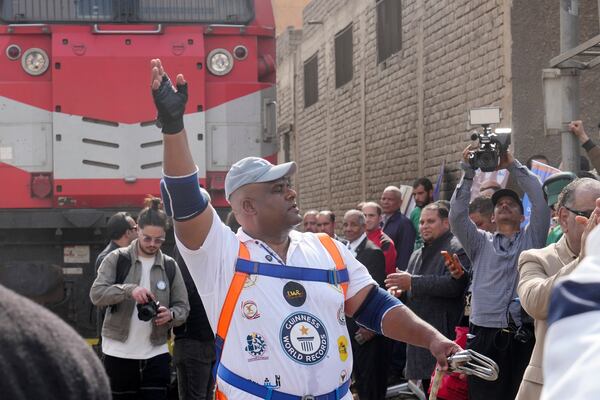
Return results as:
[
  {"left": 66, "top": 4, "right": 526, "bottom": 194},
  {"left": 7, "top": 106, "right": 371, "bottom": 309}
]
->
[{"left": 138, "top": 244, "right": 158, "bottom": 256}]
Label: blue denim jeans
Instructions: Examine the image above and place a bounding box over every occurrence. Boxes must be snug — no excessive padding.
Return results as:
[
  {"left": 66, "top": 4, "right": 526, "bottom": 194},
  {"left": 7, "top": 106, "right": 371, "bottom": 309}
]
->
[{"left": 173, "top": 339, "right": 215, "bottom": 400}]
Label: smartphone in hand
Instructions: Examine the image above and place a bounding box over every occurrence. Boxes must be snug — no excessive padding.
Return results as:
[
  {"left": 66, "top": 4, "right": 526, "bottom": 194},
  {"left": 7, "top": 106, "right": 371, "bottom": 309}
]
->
[{"left": 441, "top": 251, "right": 464, "bottom": 278}]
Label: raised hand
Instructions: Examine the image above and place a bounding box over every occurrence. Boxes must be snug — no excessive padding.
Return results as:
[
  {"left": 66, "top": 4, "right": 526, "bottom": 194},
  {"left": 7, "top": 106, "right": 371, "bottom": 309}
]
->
[
  {"left": 575, "top": 197, "right": 600, "bottom": 258},
  {"left": 496, "top": 148, "right": 514, "bottom": 170},
  {"left": 442, "top": 251, "right": 465, "bottom": 279},
  {"left": 151, "top": 58, "right": 188, "bottom": 134},
  {"left": 568, "top": 120, "right": 590, "bottom": 144}
]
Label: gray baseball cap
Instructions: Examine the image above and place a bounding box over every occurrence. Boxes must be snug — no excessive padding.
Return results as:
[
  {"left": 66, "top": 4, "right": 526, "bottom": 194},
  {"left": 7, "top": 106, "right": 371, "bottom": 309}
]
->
[{"left": 225, "top": 157, "right": 297, "bottom": 201}]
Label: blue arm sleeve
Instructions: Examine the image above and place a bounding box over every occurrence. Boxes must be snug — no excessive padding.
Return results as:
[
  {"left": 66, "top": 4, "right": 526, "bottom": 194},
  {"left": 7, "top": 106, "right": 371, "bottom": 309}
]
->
[
  {"left": 160, "top": 168, "right": 209, "bottom": 221},
  {"left": 353, "top": 286, "right": 404, "bottom": 335}
]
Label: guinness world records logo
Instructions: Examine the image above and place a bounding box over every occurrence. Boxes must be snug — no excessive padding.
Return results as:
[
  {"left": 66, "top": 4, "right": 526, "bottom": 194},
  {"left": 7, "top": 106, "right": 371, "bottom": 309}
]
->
[{"left": 280, "top": 312, "right": 329, "bottom": 365}]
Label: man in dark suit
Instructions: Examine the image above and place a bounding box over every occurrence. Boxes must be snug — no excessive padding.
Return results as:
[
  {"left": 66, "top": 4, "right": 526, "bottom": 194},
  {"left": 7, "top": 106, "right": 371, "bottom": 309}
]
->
[
  {"left": 386, "top": 202, "right": 469, "bottom": 393},
  {"left": 343, "top": 210, "right": 388, "bottom": 400},
  {"left": 380, "top": 186, "right": 416, "bottom": 271}
]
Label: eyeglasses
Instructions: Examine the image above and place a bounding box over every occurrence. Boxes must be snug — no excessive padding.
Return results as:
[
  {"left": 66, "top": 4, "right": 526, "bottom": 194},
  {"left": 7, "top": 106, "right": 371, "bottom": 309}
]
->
[
  {"left": 563, "top": 205, "right": 593, "bottom": 219},
  {"left": 140, "top": 234, "right": 166, "bottom": 245}
]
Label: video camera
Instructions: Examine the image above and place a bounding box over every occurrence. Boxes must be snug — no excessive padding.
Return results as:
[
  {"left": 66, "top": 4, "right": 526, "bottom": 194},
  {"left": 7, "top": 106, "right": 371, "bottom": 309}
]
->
[{"left": 468, "top": 107, "right": 511, "bottom": 172}]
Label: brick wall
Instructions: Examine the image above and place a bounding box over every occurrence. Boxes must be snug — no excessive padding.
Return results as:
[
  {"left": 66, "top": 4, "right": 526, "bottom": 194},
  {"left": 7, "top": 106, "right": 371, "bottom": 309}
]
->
[{"left": 276, "top": 0, "right": 599, "bottom": 235}]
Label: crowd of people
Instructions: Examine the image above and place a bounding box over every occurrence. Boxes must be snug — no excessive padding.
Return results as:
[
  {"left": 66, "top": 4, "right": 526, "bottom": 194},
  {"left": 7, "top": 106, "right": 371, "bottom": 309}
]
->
[{"left": 6, "top": 60, "right": 600, "bottom": 400}]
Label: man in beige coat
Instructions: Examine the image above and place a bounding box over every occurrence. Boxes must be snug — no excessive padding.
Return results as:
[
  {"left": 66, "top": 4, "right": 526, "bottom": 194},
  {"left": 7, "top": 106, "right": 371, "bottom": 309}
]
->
[{"left": 516, "top": 178, "right": 600, "bottom": 399}]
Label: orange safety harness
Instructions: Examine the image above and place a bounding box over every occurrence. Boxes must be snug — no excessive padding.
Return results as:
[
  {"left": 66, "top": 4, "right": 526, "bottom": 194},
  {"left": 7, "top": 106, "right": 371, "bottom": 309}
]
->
[{"left": 214, "top": 233, "right": 348, "bottom": 400}]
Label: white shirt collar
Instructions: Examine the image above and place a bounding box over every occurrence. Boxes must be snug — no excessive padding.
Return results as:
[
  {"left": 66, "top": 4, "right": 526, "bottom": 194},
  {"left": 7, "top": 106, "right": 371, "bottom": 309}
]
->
[
  {"left": 348, "top": 232, "right": 367, "bottom": 256},
  {"left": 235, "top": 227, "right": 307, "bottom": 261}
]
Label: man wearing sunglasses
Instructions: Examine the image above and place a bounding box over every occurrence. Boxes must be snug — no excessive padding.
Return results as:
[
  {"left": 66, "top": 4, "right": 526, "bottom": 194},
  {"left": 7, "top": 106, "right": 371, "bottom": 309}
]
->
[
  {"left": 516, "top": 177, "right": 600, "bottom": 400},
  {"left": 91, "top": 198, "right": 189, "bottom": 400}
]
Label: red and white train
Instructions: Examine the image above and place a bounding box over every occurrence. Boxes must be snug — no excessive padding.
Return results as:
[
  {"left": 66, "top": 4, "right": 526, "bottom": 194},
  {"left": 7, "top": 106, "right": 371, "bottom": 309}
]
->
[{"left": 0, "top": 0, "right": 277, "bottom": 340}]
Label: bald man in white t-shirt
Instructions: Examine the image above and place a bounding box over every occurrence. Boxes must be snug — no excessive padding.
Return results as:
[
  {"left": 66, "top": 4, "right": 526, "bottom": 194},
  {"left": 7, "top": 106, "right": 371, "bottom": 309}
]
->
[{"left": 151, "top": 58, "right": 460, "bottom": 400}]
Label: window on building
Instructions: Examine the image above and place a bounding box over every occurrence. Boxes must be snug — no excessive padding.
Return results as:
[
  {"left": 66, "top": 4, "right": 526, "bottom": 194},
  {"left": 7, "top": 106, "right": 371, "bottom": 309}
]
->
[
  {"left": 335, "top": 23, "right": 353, "bottom": 88},
  {"left": 376, "top": 0, "right": 402, "bottom": 63},
  {"left": 304, "top": 53, "right": 318, "bottom": 108}
]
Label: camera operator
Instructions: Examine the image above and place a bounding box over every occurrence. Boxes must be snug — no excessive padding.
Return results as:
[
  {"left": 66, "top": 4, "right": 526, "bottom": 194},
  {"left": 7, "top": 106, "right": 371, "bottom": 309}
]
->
[
  {"left": 516, "top": 178, "right": 600, "bottom": 400},
  {"left": 90, "top": 197, "right": 189, "bottom": 400},
  {"left": 449, "top": 145, "right": 550, "bottom": 400}
]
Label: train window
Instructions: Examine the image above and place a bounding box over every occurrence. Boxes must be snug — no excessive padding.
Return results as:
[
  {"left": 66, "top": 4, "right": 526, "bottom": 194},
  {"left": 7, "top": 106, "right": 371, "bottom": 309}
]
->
[
  {"left": 335, "top": 23, "right": 353, "bottom": 88},
  {"left": 376, "top": 0, "right": 402, "bottom": 64},
  {"left": 0, "top": 0, "right": 254, "bottom": 24},
  {"left": 76, "top": 0, "right": 113, "bottom": 20},
  {"left": 303, "top": 52, "right": 319, "bottom": 108}
]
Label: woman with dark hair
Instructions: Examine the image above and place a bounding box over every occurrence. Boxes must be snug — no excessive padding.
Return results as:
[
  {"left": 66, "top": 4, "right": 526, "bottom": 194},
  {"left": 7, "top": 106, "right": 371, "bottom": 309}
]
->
[{"left": 91, "top": 196, "right": 189, "bottom": 400}]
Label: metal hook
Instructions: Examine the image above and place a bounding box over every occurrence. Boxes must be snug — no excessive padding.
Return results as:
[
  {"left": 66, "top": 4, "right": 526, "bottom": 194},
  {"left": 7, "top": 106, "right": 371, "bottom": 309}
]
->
[{"left": 447, "top": 350, "right": 499, "bottom": 381}]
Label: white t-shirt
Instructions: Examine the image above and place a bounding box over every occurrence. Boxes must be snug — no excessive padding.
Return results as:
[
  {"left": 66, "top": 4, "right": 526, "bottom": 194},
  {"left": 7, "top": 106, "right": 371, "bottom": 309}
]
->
[
  {"left": 176, "top": 210, "right": 376, "bottom": 399},
  {"left": 102, "top": 255, "right": 169, "bottom": 359}
]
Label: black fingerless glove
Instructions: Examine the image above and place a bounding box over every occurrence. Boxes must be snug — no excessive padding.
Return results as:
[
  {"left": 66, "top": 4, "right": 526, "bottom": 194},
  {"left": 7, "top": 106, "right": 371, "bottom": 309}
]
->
[{"left": 152, "top": 75, "right": 188, "bottom": 134}]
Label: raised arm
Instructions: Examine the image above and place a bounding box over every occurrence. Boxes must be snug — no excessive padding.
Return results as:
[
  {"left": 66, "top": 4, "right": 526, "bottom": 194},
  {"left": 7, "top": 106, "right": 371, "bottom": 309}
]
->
[
  {"left": 569, "top": 120, "right": 600, "bottom": 173},
  {"left": 151, "top": 59, "right": 214, "bottom": 250},
  {"left": 449, "top": 146, "right": 486, "bottom": 259},
  {"left": 510, "top": 158, "right": 551, "bottom": 247}
]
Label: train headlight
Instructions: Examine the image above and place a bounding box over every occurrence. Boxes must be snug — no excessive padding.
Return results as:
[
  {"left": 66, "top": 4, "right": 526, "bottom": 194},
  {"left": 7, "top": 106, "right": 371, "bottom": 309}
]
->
[
  {"left": 207, "top": 48, "right": 233, "bottom": 76},
  {"left": 6, "top": 44, "right": 21, "bottom": 60},
  {"left": 21, "top": 48, "right": 49, "bottom": 76},
  {"left": 233, "top": 45, "right": 248, "bottom": 60}
]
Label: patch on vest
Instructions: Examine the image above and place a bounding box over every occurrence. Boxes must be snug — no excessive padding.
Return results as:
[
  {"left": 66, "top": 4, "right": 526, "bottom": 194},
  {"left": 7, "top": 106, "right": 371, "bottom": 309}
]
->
[
  {"left": 280, "top": 312, "right": 328, "bottom": 365},
  {"left": 283, "top": 281, "right": 307, "bottom": 307},
  {"left": 337, "top": 303, "right": 346, "bottom": 325},
  {"left": 244, "top": 332, "right": 268, "bottom": 362},
  {"left": 241, "top": 300, "right": 260, "bottom": 320}
]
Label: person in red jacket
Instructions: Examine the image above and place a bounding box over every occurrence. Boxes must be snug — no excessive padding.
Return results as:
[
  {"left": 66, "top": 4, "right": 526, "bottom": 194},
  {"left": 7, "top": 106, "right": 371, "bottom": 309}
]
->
[{"left": 362, "top": 201, "right": 398, "bottom": 275}]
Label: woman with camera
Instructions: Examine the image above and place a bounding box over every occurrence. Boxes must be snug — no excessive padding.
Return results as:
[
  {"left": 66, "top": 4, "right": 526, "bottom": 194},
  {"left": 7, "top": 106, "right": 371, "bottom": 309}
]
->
[{"left": 90, "top": 197, "right": 189, "bottom": 400}]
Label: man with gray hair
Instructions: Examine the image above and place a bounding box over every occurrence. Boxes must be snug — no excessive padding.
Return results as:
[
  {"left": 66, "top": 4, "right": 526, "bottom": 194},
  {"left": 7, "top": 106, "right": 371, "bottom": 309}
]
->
[
  {"left": 380, "top": 186, "right": 416, "bottom": 271},
  {"left": 516, "top": 178, "right": 600, "bottom": 400},
  {"left": 302, "top": 210, "right": 318, "bottom": 233},
  {"left": 342, "top": 209, "right": 388, "bottom": 400}
]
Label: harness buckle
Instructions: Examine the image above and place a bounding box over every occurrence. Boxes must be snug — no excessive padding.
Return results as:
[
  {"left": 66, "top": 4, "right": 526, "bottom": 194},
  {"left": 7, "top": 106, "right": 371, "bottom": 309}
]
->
[
  {"left": 302, "top": 396, "right": 315, "bottom": 400},
  {"left": 328, "top": 269, "right": 339, "bottom": 285}
]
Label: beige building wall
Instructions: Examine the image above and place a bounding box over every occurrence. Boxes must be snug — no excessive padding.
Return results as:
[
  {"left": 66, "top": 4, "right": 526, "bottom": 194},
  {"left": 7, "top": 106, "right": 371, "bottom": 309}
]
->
[{"left": 277, "top": 0, "right": 600, "bottom": 233}]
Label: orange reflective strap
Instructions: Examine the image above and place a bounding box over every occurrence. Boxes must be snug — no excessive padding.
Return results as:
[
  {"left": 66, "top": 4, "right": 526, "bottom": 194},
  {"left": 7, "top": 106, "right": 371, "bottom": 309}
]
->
[
  {"left": 316, "top": 233, "right": 348, "bottom": 299},
  {"left": 215, "top": 389, "right": 228, "bottom": 400},
  {"left": 216, "top": 243, "right": 250, "bottom": 340}
]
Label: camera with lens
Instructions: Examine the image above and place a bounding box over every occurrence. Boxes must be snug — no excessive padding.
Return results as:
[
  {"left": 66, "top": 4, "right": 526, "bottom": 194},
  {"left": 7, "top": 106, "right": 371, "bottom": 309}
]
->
[
  {"left": 137, "top": 300, "right": 160, "bottom": 321},
  {"left": 468, "top": 107, "right": 511, "bottom": 172}
]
